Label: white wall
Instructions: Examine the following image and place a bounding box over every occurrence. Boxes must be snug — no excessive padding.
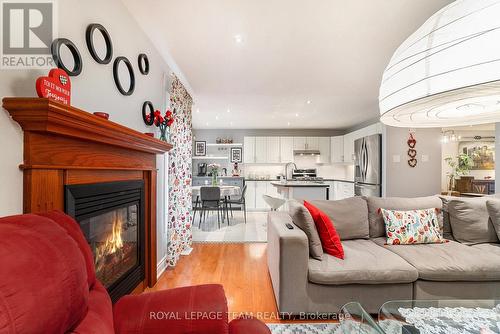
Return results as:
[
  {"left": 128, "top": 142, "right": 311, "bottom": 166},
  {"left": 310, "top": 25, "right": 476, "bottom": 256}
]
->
[
  {"left": 0, "top": 0, "right": 174, "bottom": 267},
  {"left": 384, "top": 126, "right": 442, "bottom": 197},
  {"left": 0, "top": 0, "right": 172, "bottom": 215},
  {"left": 496, "top": 123, "right": 500, "bottom": 193}
]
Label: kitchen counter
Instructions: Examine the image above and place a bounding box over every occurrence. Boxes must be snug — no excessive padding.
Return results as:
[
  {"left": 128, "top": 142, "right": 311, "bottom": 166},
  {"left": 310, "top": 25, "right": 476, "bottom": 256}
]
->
[
  {"left": 270, "top": 181, "right": 329, "bottom": 188},
  {"left": 322, "top": 179, "right": 355, "bottom": 183},
  {"left": 271, "top": 181, "right": 329, "bottom": 200}
]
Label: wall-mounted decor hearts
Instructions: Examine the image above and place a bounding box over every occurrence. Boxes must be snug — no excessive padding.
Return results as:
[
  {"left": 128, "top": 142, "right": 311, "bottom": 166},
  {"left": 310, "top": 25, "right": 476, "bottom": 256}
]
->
[
  {"left": 407, "top": 132, "right": 417, "bottom": 168},
  {"left": 51, "top": 38, "right": 83, "bottom": 76},
  {"left": 36, "top": 68, "right": 71, "bottom": 105}
]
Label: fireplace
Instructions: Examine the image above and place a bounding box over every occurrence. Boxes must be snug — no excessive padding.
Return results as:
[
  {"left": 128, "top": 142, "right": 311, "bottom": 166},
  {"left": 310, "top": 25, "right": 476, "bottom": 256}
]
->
[{"left": 65, "top": 180, "right": 145, "bottom": 302}]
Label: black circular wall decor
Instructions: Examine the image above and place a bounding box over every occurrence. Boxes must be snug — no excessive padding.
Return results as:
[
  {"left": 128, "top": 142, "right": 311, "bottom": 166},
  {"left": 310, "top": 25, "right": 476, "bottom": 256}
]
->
[
  {"left": 51, "top": 38, "right": 83, "bottom": 76},
  {"left": 142, "top": 101, "right": 155, "bottom": 125},
  {"left": 138, "top": 53, "right": 149, "bottom": 75},
  {"left": 113, "top": 56, "right": 135, "bottom": 96},
  {"left": 86, "top": 23, "right": 113, "bottom": 64}
]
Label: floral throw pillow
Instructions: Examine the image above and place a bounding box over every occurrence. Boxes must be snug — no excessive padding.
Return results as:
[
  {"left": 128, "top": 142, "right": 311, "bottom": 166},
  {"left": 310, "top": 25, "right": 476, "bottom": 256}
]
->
[{"left": 381, "top": 208, "right": 447, "bottom": 245}]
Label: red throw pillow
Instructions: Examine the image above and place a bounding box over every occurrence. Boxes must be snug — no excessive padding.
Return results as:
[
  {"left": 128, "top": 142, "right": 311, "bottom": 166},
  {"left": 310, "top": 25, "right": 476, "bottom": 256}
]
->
[{"left": 303, "top": 201, "right": 344, "bottom": 259}]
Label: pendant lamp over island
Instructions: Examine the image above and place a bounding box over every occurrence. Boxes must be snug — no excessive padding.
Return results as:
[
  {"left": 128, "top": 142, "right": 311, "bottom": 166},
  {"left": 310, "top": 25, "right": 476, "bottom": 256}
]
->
[{"left": 379, "top": 0, "right": 500, "bottom": 128}]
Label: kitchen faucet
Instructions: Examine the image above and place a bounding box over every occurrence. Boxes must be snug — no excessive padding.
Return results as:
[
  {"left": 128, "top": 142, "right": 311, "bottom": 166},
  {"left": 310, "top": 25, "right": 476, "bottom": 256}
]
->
[{"left": 284, "top": 162, "right": 297, "bottom": 181}]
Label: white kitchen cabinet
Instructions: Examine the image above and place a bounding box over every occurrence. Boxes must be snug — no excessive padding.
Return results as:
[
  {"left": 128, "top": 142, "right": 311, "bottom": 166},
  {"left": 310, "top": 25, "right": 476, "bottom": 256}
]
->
[
  {"left": 331, "top": 136, "right": 344, "bottom": 163},
  {"left": 245, "top": 181, "right": 256, "bottom": 209},
  {"left": 293, "top": 137, "right": 306, "bottom": 150},
  {"left": 331, "top": 181, "right": 355, "bottom": 200},
  {"left": 317, "top": 137, "right": 331, "bottom": 164},
  {"left": 244, "top": 137, "right": 255, "bottom": 163},
  {"left": 254, "top": 137, "right": 268, "bottom": 163},
  {"left": 341, "top": 182, "right": 355, "bottom": 198},
  {"left": 280, "top": 137, "right": 294, "bottom": 163},
  {"left": 266, "top": 137, "right": 281, "bottom": 163},
  {"left": 343, "top": 133, "right": 355, "bottom": 163},
  {"left": 306, "top": 137, "right": 319, "bottom": 150},
  {"left": 255, "top": 181, "right": 268, "bottom": 210}
]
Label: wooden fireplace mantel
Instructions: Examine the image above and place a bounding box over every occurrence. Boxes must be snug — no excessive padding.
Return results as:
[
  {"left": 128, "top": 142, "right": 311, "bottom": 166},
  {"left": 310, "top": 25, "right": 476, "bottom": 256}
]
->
[{"left": 2, "top": 97, "right": 172, "bottom": 290}]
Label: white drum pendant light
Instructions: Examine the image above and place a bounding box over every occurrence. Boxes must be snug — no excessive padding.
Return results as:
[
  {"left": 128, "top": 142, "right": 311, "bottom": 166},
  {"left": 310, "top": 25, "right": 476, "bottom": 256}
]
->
[{"left": 379, "top": 0, "right": 500, "bottom": 127}]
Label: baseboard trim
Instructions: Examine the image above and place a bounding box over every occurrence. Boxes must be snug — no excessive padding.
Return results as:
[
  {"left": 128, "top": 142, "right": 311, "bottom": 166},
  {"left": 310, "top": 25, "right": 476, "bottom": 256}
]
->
[{"left": 156, "top": 255, "right": 168, "bottom": 279}]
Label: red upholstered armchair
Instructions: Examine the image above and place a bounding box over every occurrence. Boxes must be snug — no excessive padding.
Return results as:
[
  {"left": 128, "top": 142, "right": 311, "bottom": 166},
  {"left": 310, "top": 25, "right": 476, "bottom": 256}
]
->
[{"left": 0, "top": 212, "right": 270, "bottom": 334}]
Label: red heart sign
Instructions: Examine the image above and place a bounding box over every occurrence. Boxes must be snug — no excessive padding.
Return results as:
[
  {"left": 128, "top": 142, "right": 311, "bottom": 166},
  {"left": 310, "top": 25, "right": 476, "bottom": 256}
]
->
[{"left": 36, "top": 68, "right": 71, "bottom": 105}]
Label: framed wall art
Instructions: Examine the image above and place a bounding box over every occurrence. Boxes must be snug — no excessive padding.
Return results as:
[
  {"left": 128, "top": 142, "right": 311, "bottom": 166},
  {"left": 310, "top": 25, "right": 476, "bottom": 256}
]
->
[
  {"left": 230, "top": 147, "right": 242, "bottom": 163},
  {"left": 194, "top": 141, "right": 206, "bottom": 156}
]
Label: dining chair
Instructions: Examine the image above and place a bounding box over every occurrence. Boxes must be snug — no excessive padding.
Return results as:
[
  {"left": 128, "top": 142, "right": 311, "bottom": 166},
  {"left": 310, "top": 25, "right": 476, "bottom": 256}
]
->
[
  {"left": 199, "top": 187, "right": 224, "bottom": 229},
  {"left": 227, "top": 184, "right": 247, "bottom": 224}
]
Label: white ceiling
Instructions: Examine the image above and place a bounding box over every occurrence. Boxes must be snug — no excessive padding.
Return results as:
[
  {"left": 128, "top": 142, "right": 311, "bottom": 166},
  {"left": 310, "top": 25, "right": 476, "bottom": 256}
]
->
[{"left": 123, "top": 0, "right": 453, "bottom": 130}]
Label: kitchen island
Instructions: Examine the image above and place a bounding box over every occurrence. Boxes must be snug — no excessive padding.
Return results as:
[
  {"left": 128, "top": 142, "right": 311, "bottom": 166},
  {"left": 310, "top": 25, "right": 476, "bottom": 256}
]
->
[{"left": 270, "top": 181, "right": 329, "bottom": 201}]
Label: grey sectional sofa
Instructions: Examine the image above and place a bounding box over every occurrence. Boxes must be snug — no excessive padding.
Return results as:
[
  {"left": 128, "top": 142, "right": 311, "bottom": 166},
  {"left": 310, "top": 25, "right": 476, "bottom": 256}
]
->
[{"left": 267, "top": 196, "right": 500, "bottom": 314}]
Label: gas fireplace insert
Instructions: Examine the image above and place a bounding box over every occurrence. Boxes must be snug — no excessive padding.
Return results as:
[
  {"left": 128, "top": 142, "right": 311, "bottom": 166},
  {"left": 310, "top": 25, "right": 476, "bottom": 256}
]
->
[{"left": 65, "top": 180, "right": 145, "bottom": 302}]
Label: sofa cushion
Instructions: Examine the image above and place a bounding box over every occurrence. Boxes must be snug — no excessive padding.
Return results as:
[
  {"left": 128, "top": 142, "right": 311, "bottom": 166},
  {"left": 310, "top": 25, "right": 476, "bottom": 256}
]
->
[
  {"left": 288, "top": 199, "right": 323, "bottom": 260},
  {"left": 308, "top": 197, "right": 369, "bottom": 240},
  {"left": 304, "top": 200, "right": 344, "bottom": 259},
  {"left": 0, "top": 214, "right": 89, "bottom": 333},
  {"left": 373, "top": 237, "right": 500, "bottom": 281},
  {"left": 69, "top": 281, "right": 114, "bottom": 334},
  {"left": 365, "top": 196, "right": 443, "bottom": 238},
  {"left": 448, "top": 197, "right": 499, "bottom": 245},
  {"left": 471, "top": 243, "right": 500, "bottom": 257},
  {"left": 308, "top": 239, "right": 418, "bottom": 285},
  {"left": 114, "top": 284, "right": 229, "bottom": 334},
  {"left": 486, "top": 200, "right": 500, "bottom": 241},
  {"left": 37, "top": 210, "right": 96, "bottom": 288}
]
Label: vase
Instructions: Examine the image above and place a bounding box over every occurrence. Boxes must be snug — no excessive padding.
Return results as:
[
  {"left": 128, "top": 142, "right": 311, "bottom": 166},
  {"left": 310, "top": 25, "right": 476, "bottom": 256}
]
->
[
  {"left": 211, "top": 172, "right": 218, "bottom": 186},
  {"left": 159, "top": 124, "right": 169, "bottom": 142}
]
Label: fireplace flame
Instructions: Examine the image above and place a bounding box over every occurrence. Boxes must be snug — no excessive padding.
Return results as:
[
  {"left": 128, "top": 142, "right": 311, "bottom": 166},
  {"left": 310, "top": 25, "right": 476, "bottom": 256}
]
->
[{"left": 95, "top": 213, "right": 124, "bottom": 270}]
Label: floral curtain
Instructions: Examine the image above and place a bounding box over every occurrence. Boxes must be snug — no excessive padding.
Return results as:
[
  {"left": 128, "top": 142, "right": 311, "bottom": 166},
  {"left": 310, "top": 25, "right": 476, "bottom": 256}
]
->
[{"left": 167, "top": 74, "right": 193, "bottom": 266}]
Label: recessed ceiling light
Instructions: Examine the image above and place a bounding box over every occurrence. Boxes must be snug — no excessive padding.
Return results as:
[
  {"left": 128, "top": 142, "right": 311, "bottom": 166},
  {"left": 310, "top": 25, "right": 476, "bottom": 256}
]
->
[
  {"left": 230, "top": 121, "right": 233, "bottom": 126},
  {"left": 215, "top": 115, "right": 219, "bottom": 120},
  {"left": 227, "top": 108, "right": 231, "bottom": 113},
  {"left": 196, "top": 108, "right": 200, "bottom": 113},
  {"left": 287, "top": 122, "right": 291, "bottom": 126},
  {"left": 234, "top": 34, "right": 243, "bottom": 44},
  {"left": 295, "top": 113, "right": 299, "bottom": 117},
  {"left": 306, "top": 100, "right": 312, "bottom": 104},
  {"left": 206, "top": 122, "right": 209, "bottom": 126}
]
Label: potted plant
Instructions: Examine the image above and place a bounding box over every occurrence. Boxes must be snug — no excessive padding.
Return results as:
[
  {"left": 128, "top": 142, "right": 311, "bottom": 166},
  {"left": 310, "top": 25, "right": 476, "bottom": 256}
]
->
[
  {"left": 208, "top": 163, "right": 221, "bottom": 186},
  {"left": 444, "top": 153, "right": 475, "bottom": 191},
  {"left": 146, "top": 109, "right": 174, "bottom": 142}
]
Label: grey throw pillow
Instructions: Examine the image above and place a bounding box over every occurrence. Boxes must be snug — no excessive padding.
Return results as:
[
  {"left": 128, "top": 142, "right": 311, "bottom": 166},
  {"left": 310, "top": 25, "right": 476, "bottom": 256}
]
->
[
  {"left": 288, "top": 199, "right": 323, "bottom": 260},
  {"left": 438, "top": 195, "right": 457, "bottom": 240},
  {"left": 448, "top": 197, "right": 499, "bottom": 245},
  {"left": 486, "top": 199, "right": 500, "bottom": 241},
  {"left": 309, "top": 197, "right": 369, "bottom": 240}
]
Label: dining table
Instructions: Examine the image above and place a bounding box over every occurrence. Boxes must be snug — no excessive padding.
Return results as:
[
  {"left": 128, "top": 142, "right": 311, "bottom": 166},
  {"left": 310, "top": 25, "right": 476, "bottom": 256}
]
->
[{"left": 192, "top": 185, "right": 241, "bottom": 226}]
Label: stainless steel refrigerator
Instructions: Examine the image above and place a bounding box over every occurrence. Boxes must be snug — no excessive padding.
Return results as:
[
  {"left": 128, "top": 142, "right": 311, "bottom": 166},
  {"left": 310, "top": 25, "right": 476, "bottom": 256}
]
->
[{"left": 354, "top": 134, "right": 382, "bottom": 197}]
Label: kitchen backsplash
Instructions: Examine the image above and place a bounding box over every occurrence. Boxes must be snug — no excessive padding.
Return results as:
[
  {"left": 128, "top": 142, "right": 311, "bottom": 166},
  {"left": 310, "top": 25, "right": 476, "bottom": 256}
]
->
[{"left": 243, "top": 155, "right": 352, "bottom": 180}]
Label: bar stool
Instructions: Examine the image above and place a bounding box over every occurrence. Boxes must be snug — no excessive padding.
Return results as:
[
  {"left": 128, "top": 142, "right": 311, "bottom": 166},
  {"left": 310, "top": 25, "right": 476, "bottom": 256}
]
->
[{"left": 263, "top": 195, "right": 286, "bottom": 211}]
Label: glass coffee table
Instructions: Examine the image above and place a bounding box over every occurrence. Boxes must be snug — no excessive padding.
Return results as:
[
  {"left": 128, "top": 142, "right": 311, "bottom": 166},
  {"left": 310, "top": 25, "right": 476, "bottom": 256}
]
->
[
  {"left": 340, "top": 302, "right": 385, "bottom": 334},
  {"left": 378, "top": 300, "right": 500, "bottom": 334},
  {"left": 340, "top": 300, "right": 500, "bottom": 334}
]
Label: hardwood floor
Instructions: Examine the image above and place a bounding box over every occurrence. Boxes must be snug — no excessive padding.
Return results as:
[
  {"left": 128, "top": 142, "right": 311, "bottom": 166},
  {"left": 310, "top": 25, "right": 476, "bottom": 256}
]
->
[{"left": 149, "top": 243, "right": 280, "bottom": 322}]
